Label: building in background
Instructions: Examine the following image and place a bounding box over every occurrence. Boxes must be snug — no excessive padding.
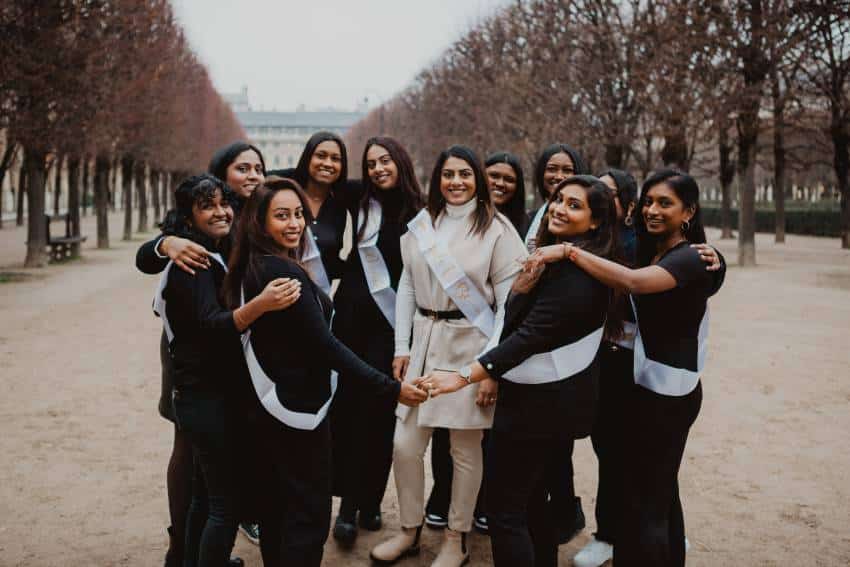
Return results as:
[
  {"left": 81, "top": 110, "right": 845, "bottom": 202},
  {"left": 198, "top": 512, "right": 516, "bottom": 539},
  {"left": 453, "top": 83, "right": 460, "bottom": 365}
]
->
[{"left": 224, "top": 87, "right": 366, "bottom": 170}]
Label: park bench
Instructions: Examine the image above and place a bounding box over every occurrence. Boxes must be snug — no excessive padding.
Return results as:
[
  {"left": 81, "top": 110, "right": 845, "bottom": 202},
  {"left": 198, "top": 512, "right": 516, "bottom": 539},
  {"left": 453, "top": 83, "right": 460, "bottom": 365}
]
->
[{"left": 45, "top": 214, "right": 86, "bottom": 262}]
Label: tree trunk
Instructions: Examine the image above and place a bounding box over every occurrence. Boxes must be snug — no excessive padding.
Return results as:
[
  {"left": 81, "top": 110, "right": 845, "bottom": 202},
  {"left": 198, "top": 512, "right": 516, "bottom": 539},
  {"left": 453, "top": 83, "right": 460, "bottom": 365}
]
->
[
  {"left": 94, "top": 154, "right": 110, "bottom": 249},
  {"left": 109, "top": 157, "right": 118, "bottom": 212},
  {"left": 772, "top": 70, "right": 786, "bottom": 244},
  {"left": 0, "top": 143, "right": 18, "bottom": 229},
  {"left": 24, "top": 147, "right": 48, "bottom": 267},
  {"left": 832, "top": 120, "right": 850, "bottom": 249},
  {"left": 151, "top": 169, "right": 161, "bottom": 225},
  {"left": 718, "top": 114, "right": 735, "bottom": 239},
  {"left": 170, "top": 171, "right": 180, "bottom": 208},
  {"left": 136, "top": 161, "right": 148, "bottom": 232},
  {"left": 17, "top": 164, "right": 27, "bottom": 226},
  {"left": 82, "top": 156, "right": 90, "bottom": 216},
  {"left": 67, "top": 156, "right": 82, "bottom": 257},
  {"left": 737, "top": 125, "right": 758, "bottom": 266},
  {"left": 53, "top": 153, "right": 63, "bottom": 217},
  {"left": 161, "top": 172, "right": 170, "bottom": 213},
  {"left": 121, "top": 155, "right": 134, "bottom": 241}
]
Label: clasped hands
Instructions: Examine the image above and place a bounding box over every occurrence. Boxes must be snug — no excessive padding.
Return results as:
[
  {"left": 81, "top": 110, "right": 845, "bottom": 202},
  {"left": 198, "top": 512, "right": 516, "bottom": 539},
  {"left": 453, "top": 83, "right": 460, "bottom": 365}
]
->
[{"left": 392, "top": 355, "right": 498, "bottom": 408}]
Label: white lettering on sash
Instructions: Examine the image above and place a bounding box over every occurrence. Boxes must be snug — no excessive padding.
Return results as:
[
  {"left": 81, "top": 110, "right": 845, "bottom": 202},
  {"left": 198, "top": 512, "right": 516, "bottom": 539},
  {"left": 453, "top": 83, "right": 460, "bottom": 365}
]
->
[
  {"left": 153, "top": 252, "right": 227, "bottom": 345},
  {"left": 302, "top": 226, "right": 331, "bottom": 296},
  {"left": 407, "top": 209, "right": 494, "bottom": 337},
  {"left": 241, "top": 287, "right": 337, "bottom": 430},
  {"left": 525, "top": 203, "right": 548, "bottom": 251},
  {"left": 630, "top": 296, "right": 708, "bottom": 397},
  {"left": 502, "top": 325, "right": 605, "bottom": 384},
  {"left": 357, "top": 199, "right": 396, "bottom": 329}
]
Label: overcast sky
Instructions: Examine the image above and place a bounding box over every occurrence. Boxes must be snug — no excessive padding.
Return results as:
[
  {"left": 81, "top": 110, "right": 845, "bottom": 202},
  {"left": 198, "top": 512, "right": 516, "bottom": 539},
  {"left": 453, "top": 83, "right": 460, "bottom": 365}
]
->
[{"left": 172, "top": 0, "right": 511, "bottom": 112}]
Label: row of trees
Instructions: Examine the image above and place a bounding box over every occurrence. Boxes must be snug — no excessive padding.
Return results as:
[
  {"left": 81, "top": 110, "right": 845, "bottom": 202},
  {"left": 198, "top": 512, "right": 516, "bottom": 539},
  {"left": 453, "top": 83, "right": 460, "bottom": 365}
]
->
[
  {"left": 0, "top": 1, "right": 244, "bottom": 266},
  {"left": 346, "top": 0, "right": 850, "bottom": 262}
]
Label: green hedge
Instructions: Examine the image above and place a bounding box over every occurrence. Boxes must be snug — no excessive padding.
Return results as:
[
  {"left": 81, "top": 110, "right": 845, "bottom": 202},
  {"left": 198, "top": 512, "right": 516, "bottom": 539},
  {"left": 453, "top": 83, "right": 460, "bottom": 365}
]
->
[{"left": 701, "top": 205, "right": 841, "bottom": 237}]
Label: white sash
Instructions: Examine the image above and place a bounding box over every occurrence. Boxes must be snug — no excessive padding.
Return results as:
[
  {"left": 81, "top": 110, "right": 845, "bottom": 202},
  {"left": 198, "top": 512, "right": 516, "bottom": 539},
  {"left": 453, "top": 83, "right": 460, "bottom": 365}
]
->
[
  {"left": 631, "top": 296, "right": 708, "bottom": 397},
  {"left": 407, "top": 209, "right": 494, "bottom": 337},
  {"left": 357, "top": 199, "right": 396, "bottom": 329},
  {"left": 241, "top": 287, "right": 338, "bottom": 430},
  {"left": 302, "top": 226, "right": 331, "bottom": 295},
  {"left": 524, "top": 203, "right": 548, "bottom": 251},
  {"left": 153, "top": 252, "right": 228, "bottom": 345},
  {"left": 502, "top": 325, "right": 605, "bottom": 384}
]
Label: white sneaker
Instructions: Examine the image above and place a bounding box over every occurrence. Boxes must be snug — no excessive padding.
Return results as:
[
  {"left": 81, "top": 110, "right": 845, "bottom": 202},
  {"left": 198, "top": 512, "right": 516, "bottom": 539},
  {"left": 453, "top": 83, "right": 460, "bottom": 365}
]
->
[{"left": 573, "top": 536, "right": 613, "bottom": 567}]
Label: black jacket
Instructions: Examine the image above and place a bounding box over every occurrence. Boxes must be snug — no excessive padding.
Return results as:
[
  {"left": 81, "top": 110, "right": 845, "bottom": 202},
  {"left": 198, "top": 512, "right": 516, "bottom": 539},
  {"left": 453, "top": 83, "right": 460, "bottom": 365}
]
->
[
  {"left": 478, "top": 260, "right": 609, "bottom": 440},
  {"left": 244, "top": 255, "right": 400, "bottom": 414}
]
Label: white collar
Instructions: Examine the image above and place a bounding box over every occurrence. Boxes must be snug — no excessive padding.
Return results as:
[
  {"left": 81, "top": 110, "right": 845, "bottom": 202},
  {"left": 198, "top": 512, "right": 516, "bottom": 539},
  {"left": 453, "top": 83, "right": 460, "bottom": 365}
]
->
[{"left": 444, "top": 197, "right": 477, "bottom": 219}]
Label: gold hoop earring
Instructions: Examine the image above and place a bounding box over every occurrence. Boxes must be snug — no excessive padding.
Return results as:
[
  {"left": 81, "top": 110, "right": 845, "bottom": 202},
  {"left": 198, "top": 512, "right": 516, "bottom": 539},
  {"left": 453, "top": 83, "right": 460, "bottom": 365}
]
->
[
  {"left": 681, "top": 220, "right": 690, "bottom": 233},
  {"left": 624, "top": 214, "right": 633, "bottom": 227}
]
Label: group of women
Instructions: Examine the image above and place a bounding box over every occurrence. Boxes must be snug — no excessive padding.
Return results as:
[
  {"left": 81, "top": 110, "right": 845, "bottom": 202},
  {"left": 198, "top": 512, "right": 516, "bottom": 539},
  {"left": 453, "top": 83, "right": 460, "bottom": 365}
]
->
[{"left": 137, "top": 130, "right": 725, "bottom": 567}]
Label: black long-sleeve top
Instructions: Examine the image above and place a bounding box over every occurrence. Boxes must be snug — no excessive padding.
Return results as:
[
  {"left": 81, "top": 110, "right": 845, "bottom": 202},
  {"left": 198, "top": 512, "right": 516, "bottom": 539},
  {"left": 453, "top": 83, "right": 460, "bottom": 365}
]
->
[
  {"left": 332, "top": 189, "right": 406, "bottom": 339},
  {"left": 161, "top": 245, "right": 247, "bottom": 396},
  {"left": 244, "top": 255, "right": 400, "bottom": 414},
  {"left": 478, "top": 260, "right": 609, "bottom": 439}
]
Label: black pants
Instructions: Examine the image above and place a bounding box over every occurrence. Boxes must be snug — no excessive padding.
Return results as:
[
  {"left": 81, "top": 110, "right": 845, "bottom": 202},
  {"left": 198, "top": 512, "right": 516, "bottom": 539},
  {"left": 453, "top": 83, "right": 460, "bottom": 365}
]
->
[
  {"left": 590, "top": 344, "right": 634, "bottom": 544},
  {"left": 174, "top": 388, "right": 239, "bottom": 567},
  {"left": 614, "top": 381, "right": 702, "bottom": 567},
  {"left": 486, "top": 433, "right": 579, "bottom": 567},
  {"left": 256, "top": 417, "right": 332, "bottom": 567},
  {"left": 331, "top": 319, "right": 395, "bottom": 514}
]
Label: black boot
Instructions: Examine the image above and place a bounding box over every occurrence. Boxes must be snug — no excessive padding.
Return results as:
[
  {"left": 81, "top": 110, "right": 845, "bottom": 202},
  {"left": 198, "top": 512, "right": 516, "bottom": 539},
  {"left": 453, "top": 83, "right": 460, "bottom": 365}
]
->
[
  {"left": 358, "top": 509, "right": 382, "bottom": 531},
  {"left": 332, "top": 498, "right": 358, "bottom": 547}
]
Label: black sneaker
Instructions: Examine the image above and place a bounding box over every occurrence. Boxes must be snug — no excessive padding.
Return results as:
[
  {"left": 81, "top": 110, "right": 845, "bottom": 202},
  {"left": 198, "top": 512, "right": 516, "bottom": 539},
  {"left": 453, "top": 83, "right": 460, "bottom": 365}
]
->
[
  {"left": 333, "top": 513, "right": 358, "bottom": 546},
  {"left": 474, "top": 514, "right": 488, "bottom": 534},
  {"left": 425, "top": 512, "right": 448, "bottom": 530},
  {"left": 239, "top": 522, "right": 260, "bottom": 545},
  {"left": 358, "top": 510, "right": 382, "bottom": 531}
]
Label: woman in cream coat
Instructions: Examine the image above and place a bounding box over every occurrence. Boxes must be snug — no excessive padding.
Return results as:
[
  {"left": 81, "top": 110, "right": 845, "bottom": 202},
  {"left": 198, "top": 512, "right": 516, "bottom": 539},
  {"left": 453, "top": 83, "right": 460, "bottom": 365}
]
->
[{"left": 370, "top": 145, "right": 527, "bottom": 566}]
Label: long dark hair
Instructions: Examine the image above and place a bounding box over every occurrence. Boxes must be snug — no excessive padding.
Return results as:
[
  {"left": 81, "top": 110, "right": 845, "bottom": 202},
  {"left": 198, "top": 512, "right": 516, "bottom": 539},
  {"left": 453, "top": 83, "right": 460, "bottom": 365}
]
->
[
  {"left": 533, "top": 143, "right": 589, "bottom": 202},
  {"left": 223, "top": 177, "right": 313, "bottom": 309},
  {"left": 598, "top": 167, "right": 637, "bottom": 225},
  {"left": 292, "top": 131, "right": 348, "bottom": 194},
  {"left": 357, "top": 136, "right": 425, "bottom": 242},
  {"left": 427, "top": 145, "right": 495, "bottom": 237},
  {"left": 159, "top": 174, "right": 237, "bottom": 253},
  {"left": 635, "top": 169, "right": 706, "bottom": 267},
  {"left": 537, "top": 174, "right": 623, "bottom": 340},
  {"left": 208, "top": 141, "right": 266, "bottom": 183},
  {"left": 485, "top": 151, "right": 527, "bottom": 232}
]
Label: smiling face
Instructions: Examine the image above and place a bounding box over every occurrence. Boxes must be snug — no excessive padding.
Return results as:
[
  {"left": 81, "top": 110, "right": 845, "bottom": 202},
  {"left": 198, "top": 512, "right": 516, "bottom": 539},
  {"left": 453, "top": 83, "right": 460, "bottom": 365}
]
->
[
  {"left": 642, "top": 182, "right": 693, "bottom": 236},
  {"left": 486, "top": 162, "right": 518, "bottom": 206},
  {"left": 190, "top": 189, "right": 233, "bottom": 242},
  {"left": 265, "top": 189, "right": 306, "bottom": 250},
  {"left": 542, "top": 152, "right": 575, "bottom": 197},
  {"left": 439, "top": 156, "right": 477, "bottom": 206},
  {"left": 226, "top": 150, "right": 264, "bottom": 199},
  {"left": 366, "top": 144, "right": 398, "bottom": 190},
  {"left": 308, "top": 140, "right": 342, "bottom": 186},
  {"left": 547, "top": 183, "right": 596, "bottom": 238}
]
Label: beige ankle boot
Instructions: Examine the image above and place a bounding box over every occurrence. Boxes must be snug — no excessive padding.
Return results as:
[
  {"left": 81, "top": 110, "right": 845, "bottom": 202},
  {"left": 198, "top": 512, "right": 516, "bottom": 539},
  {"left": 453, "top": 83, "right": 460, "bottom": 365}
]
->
[
  {"left": 431, "top": 529, "right": 469, "bottom": 567},
  {"left": 369, "top": 525, "right": 422, "bottom": 565}
]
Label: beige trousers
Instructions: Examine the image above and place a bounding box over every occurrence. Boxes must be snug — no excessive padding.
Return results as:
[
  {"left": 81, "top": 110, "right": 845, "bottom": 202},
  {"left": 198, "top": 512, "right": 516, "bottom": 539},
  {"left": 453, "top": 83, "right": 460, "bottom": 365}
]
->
[{"left": 393, "top": 407, "right": 484, "bottom": 532}]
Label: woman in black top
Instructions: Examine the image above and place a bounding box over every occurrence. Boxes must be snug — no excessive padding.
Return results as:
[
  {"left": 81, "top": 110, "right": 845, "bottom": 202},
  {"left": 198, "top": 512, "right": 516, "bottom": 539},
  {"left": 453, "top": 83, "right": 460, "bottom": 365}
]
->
[
  {"left": 525, "top": 143, "right": 589, "bottom": 251},
  {"left": 270, "top": 131, "right": 360, "bottom": 288},
  {"left": 486, "top": 151, "right": 531, "bottom": 238},
  {"left": 155, "top": 175, "right": 295, "bottom": 566},
  {"left": 417, "top": 175, "right": 621, "bottom": 566},
  {"left": 137, "top": 143, "right": 299, "bottom": 564},
  {"left": 221, "top": 177, "right": 426, "bottom": 566},
  {"left": 329, "top": 137, "right": 425, "bottom": 545},
  {"left": 534, "top": 169, "right": 725, "bottom": 567}
]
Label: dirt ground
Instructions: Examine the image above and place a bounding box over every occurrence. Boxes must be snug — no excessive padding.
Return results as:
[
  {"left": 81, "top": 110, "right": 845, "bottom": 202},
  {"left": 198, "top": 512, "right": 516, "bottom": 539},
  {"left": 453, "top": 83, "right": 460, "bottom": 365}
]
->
[{"left": 0, "top": 210, "right": 848, "bottom": 566}]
